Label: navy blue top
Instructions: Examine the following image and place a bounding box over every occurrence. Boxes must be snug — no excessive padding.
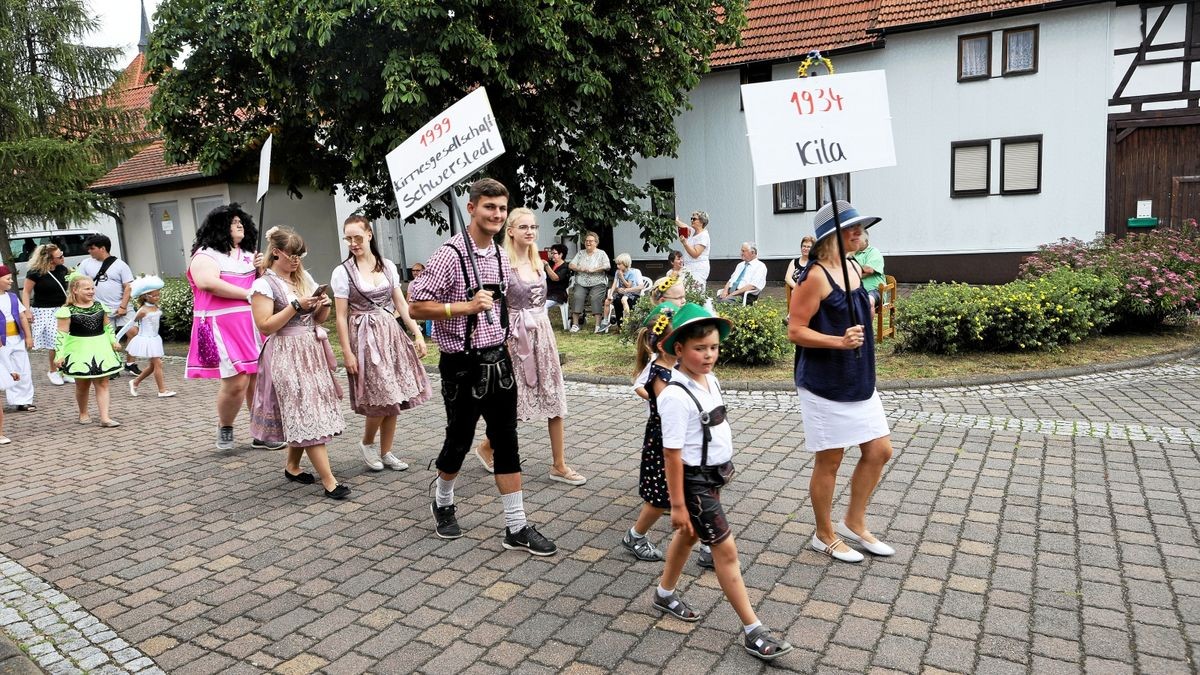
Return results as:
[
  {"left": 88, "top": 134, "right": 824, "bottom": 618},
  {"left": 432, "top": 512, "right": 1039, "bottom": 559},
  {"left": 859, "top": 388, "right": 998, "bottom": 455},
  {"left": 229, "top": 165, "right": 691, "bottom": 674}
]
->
[{"left": 794, "top": 262, "right": 876, "bottom": 401}]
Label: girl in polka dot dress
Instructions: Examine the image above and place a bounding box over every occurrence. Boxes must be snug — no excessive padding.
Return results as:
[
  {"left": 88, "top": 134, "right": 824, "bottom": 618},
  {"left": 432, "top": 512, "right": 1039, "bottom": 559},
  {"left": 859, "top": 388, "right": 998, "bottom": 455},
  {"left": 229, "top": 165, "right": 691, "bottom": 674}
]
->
[{"left": 620, "top": 299, "right": 685, "bottom": 562}]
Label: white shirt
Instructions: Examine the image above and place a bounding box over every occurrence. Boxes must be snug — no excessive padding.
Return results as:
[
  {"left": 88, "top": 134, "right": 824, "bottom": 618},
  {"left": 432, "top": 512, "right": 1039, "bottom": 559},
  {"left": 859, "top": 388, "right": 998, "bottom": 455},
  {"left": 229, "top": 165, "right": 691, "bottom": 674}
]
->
[
  {"left": 331, "top": 258, "right": 399, "bottom": 298},
  {"left": 727, "top": 258, "right": 768, "bottom": 293},
  {"left": 658, "top": 370, "right": 733, "bottom": 467},
  {"left": 684, "top": 229, "right": 710, "bottom": 265},
  {"left": 251, "top": 270, "right": 318, "bottom": 302}
]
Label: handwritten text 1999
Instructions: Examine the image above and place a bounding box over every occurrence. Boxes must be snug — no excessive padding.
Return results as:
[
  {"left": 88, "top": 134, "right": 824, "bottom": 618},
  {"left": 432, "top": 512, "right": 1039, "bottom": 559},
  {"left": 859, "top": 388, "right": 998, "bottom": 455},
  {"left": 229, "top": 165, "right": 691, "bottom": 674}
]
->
[{"left": 418, "top": 118, "right": 452, "bottom": 147}]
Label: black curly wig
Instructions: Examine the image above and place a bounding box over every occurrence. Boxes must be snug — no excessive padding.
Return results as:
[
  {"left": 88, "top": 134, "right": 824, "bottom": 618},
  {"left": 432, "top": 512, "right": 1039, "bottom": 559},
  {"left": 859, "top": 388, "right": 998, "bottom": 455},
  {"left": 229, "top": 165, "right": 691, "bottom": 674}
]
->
[{"left": 191, "top": 203, "right": 259, "bottom": 255}]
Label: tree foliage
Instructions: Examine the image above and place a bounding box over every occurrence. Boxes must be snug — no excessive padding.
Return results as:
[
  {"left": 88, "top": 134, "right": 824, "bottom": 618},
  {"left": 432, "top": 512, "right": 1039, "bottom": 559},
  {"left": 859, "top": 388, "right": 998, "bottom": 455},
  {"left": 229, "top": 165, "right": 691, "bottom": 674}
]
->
[
  {"left": 147, "top": 0, "right": 746, "bottom": 249},
  {"left": 0, "top": 0, "right": 135, "bottom": 265}
]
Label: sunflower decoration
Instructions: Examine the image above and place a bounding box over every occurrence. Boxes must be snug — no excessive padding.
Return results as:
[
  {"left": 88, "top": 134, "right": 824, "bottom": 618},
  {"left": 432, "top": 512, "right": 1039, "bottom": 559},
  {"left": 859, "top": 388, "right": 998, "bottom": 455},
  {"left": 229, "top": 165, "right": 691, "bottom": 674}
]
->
[
  {"left": 797, "top": 50, "right": 834, "bottom": 78},
  {"left": 656, "top": 274, "right": 679, "bottom": 293}
]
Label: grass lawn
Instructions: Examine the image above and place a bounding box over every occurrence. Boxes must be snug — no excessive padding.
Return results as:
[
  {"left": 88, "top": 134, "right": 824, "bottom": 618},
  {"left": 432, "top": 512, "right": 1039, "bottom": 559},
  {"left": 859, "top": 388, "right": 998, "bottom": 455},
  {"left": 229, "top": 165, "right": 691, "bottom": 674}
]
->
[{"left": 164, "top": 300, "right": 1200, "bottom": 383}]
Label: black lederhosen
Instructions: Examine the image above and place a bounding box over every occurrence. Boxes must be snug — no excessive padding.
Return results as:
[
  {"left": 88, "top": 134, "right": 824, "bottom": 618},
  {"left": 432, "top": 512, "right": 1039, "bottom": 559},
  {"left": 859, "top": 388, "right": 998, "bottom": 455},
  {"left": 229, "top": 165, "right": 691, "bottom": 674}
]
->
[
  {"left": 668, "top": 381, "right": 735, "bottom": 546},
  {"left": 434, "top": 243, "right": 522, "bottom": 475}
]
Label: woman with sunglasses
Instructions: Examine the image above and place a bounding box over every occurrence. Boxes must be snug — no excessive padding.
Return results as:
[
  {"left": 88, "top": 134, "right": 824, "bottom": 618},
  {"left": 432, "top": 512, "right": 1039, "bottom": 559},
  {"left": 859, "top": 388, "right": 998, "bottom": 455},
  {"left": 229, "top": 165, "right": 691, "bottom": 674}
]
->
[
  {"left": 250, "top": 227, "right": 349, "bottom": 499},
  {"left": 332, "top": 215, "right": 430, "bottom": 472},
  {"left": 22, "top": 244, "right": 71, "bottom": 385},
  {"left": 674, "top": 211, "right": 711, "bottom": 289}
]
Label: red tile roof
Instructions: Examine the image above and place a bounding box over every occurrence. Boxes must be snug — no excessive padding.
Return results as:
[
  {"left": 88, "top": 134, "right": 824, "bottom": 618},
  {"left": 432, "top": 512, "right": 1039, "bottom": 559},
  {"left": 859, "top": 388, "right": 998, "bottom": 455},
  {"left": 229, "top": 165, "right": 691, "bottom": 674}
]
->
[
  {"left": 114, "top": 53, "right": 152, "bottom": 90},
  {"left": 711, "top": 0, "right": 882, "bottom": 68},
  {"left": 874, "top": 0, "right": 1102, "bottom": 32},
  {"left": 91, "top": 139, "right": 204, "bottom": 192}
]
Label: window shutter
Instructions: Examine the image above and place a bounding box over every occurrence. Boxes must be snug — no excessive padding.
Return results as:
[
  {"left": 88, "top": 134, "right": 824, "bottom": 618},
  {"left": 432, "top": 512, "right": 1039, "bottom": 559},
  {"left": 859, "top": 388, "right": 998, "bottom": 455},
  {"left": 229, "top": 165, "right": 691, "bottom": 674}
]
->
[
  {"left": 1003, "top": 142, "right": 1039, "bottom": 191},
  {"left": 953, "top": 145, "right": 988, "bottom": 192}
]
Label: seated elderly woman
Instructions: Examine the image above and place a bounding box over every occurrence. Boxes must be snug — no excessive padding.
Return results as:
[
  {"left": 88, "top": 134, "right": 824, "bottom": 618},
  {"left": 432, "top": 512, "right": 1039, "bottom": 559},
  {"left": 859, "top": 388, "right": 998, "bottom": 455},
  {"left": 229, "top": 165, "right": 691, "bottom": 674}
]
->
[
  {"left": 569, "top": 231, "right": 610, "bottom": 332},
  {"left": 598, "top": 253, "right": 645, "bottom": 333}
]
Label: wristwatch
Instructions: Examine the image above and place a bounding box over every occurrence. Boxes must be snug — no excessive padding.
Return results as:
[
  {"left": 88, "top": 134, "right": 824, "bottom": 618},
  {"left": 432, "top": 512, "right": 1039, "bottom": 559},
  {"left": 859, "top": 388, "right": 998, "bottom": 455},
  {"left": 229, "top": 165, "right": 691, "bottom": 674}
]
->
[{"left": 290, "top": 298, "right": 303, "bottom": 313}]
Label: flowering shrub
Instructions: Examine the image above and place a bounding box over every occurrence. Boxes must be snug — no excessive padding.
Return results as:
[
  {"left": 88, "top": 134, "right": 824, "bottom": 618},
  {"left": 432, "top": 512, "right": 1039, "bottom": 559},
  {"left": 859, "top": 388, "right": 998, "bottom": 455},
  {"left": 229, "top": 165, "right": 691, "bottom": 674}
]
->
[
  {"left": 158, "top": 276, "right": 194, "bottom": 340},
  {"left": 896, "top": 269, "right": 1119, "bottom": 354},
  {"left": 1019, "top": 220, "right": 1200, "bottom": 326}
]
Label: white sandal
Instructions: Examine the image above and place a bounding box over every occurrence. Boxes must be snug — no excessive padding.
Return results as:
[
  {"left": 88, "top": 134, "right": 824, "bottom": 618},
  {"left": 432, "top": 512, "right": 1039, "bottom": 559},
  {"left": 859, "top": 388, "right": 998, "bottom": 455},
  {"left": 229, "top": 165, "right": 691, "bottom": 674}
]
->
[{"left": 810, "top": 534, "right": 864, "bottom": 563}]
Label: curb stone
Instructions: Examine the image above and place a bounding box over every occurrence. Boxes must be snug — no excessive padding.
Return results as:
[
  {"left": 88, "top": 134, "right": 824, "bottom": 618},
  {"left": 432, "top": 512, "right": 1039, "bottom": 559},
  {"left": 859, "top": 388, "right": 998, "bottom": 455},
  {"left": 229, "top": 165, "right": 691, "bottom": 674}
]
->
[
  {"left": 563, "top": 344, "right": 1200, "bottom": 390},
  {"left": 0, "top": 633, "right": 41, "bottom": 675}
]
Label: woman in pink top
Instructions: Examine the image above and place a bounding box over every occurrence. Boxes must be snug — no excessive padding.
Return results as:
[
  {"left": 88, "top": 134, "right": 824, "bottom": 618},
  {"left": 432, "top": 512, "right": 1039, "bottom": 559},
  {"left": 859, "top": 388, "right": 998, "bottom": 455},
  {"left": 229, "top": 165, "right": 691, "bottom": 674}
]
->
[{"left": 187, "top": 203, "right": 284, "bottom": 451}]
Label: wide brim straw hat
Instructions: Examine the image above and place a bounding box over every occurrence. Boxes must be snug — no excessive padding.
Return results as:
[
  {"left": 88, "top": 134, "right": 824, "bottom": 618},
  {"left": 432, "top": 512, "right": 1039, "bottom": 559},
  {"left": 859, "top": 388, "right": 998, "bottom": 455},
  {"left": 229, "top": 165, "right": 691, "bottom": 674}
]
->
[
  {"left": 662, "top": 302, "right": 733, "bottom": 354},
  {"left": 812, "top": 200, "right": 881, "bottom": 243}
]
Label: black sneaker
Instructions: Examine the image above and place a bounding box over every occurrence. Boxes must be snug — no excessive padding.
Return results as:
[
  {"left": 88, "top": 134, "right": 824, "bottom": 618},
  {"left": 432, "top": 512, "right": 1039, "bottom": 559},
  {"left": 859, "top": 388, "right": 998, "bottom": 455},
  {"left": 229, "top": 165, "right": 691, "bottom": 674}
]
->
[
  {"left": 696, "top": 546, "right": 714, "bottom": 569},
  {"left": 251, "top": 438, "right": 288, "bottom": 450},
  {"left": 744, "top": 626, "right": 793, "bottom": 661},
  {"left": 431, "top": 501, "right": 462, "bottom": 539},
  {"left": 652, "top": 590, "right": 703, "bottom": 622},
  {"left": 124, "top": 363, "right": 141, "bottom": 376},
  {"left": 503, "top": 524, "right": 557, "bottom": 556},
  {"left": 324, "top": 484, "right": 351, "bottom": 500}
]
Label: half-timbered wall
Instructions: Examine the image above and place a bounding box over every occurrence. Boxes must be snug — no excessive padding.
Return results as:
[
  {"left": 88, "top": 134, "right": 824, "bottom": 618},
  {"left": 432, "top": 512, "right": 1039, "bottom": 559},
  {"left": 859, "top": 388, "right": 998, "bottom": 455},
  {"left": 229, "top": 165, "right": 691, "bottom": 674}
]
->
[{"left": 1107, "top": 1, "right": 1200, "bottom": 234}]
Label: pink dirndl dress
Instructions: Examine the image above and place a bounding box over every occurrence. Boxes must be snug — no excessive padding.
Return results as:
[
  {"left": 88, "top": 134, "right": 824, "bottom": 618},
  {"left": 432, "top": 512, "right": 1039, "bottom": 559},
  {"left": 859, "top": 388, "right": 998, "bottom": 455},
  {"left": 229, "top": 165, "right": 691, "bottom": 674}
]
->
[
  {"left": 506, "top": 272, "right": 567, "bottom": 421},
  {"left": 339, "top": 260, "right": 431, "bottom": 416},
  {"left": 186, "top": 247, "right": 262, "bottom": 378},
  {"left": 249, "top": 273, "right": 345, "bottom": 447}
]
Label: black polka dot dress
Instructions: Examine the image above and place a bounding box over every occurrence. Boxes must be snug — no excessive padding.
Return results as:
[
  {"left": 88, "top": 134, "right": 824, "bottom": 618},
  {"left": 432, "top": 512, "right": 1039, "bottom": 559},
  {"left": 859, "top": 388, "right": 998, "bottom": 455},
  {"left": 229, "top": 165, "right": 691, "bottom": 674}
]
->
[{"left": 639, "top": 363, "right": 672, "bottom": 509}]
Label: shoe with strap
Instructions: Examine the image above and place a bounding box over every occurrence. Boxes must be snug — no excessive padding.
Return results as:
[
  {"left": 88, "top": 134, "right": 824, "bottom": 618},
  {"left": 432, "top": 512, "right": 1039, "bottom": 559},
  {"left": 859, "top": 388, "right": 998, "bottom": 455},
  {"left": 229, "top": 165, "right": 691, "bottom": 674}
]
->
[
  {"left": 621, "top": 531, "right": 664, "bottom": 562},
  {"left": 744, "top": 626, "right": 794, "bottom": 661}
]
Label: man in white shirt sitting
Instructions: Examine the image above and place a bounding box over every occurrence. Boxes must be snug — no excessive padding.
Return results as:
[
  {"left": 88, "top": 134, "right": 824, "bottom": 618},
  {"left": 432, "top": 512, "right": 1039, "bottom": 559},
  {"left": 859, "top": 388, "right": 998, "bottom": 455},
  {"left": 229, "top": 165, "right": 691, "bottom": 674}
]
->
[{"left": 716, "top": 242, "right": 767, "bottom": 305}]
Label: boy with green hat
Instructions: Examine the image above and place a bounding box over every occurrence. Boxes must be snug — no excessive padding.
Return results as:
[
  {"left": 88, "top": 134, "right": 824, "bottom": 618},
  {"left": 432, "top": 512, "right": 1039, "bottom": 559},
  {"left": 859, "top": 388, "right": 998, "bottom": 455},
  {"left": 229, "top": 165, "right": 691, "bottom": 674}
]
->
[{"left": 651, "top": 303, "right": 793, "bottom": 661}]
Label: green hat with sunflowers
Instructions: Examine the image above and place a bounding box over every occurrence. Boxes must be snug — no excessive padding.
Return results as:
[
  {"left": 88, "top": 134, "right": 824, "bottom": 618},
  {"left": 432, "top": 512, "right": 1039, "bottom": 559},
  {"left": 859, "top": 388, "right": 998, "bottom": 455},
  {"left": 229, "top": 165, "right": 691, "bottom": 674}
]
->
[{"left": 661, "top": 302, "right": 732, "bottom": 353}]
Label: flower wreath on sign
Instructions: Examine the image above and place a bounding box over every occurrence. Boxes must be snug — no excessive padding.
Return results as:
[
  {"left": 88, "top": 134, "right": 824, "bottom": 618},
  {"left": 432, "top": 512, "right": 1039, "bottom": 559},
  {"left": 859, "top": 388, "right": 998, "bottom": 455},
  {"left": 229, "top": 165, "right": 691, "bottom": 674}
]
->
[{"left": 796, "top": 50, "right": 834, "bottom": 78}]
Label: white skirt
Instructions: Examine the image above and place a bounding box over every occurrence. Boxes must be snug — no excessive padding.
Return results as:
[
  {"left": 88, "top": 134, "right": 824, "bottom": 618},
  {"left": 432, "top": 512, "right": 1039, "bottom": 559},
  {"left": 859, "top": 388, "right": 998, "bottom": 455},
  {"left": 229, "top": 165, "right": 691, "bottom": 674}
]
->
[
  {"left": 796, "top": 387, "right": 890, "bottom": 453},
  {"left": 127, "top": 335, "right": 164, "bottom": 358}
]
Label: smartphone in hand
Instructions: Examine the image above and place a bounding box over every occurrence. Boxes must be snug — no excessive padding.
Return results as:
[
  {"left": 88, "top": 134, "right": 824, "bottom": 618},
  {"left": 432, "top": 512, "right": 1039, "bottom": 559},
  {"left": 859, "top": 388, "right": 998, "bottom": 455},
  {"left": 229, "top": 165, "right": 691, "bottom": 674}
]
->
[{"left": 312, "top": 284, "right": 329, "bottom": 297}]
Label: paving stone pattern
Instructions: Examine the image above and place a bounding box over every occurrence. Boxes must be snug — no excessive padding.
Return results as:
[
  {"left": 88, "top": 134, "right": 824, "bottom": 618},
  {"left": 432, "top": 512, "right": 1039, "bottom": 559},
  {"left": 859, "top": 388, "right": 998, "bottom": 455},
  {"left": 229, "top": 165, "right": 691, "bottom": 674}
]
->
[{"left": 1, "top": 357, "right": 1198, "bottom": 673}]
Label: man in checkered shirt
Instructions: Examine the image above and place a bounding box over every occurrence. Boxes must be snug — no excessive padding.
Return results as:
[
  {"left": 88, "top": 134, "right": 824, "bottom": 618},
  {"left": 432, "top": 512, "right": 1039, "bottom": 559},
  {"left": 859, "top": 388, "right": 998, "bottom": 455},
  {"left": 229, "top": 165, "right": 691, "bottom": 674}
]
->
[{"left": 409, "top": 178, "right": 558, "bottom": 556}]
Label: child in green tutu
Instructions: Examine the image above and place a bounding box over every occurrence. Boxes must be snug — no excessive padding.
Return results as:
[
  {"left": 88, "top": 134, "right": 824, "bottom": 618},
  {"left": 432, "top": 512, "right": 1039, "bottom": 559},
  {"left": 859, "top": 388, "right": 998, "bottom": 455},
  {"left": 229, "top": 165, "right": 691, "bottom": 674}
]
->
[{"left": 55, "top": 272, "right": 123, "bottom": 426}]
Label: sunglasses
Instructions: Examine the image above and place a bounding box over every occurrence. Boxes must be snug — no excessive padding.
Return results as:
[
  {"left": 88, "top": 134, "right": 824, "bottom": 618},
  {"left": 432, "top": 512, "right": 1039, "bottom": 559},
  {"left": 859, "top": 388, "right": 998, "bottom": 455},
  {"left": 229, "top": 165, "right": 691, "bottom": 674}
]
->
[
  {"left": 343, "top": 235, "right": 366, "bottom": 244},
  {"left": 274, "top": 251, "right": 307, "bottom": 263}
]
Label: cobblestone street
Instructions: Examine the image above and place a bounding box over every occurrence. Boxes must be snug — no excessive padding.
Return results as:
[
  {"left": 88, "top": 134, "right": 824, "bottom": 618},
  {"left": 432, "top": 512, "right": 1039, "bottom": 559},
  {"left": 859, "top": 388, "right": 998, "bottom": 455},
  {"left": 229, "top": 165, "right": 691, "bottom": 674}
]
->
[{"left": 2, "top": 356, "right": 1199, "bottom": 674}]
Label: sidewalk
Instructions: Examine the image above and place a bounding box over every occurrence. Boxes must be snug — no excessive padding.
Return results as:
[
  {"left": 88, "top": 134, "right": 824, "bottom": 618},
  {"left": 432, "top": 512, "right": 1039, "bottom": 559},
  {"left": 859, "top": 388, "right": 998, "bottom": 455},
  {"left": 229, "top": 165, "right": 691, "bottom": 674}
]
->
[{"left": 2, "top": 357, "right": 1199, "bottom": 673}]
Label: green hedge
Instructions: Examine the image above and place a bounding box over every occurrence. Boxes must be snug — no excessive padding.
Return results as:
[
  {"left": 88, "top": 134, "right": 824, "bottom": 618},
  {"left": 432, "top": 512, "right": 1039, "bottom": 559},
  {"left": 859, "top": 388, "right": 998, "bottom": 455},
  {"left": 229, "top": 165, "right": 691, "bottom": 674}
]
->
[
  {"left": 896, "top": 268, "right": 1119, "bottom": 355},
  {"left": 158, "top": 276, "right": 194, "bottom": 341}
]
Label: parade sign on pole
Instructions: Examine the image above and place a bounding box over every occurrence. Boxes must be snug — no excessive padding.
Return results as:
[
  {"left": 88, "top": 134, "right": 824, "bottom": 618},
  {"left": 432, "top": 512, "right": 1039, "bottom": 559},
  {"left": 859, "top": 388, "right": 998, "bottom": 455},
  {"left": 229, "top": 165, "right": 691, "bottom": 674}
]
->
[
  {"left": 256, "top": 134, "right": 273, "bottom": 202},
  {"left": 741, "top": 70, "right": 895, "bottom": 186},
  {"left": 387, "top": 87, "right": 506, "bottom": 220}
]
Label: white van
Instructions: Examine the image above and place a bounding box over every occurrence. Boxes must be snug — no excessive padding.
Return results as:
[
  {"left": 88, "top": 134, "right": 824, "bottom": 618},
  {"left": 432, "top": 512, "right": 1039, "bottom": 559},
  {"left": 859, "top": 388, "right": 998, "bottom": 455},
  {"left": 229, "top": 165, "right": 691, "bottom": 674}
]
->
[{"left": 9, "top": 230, "right": 120, "bottom": 278}]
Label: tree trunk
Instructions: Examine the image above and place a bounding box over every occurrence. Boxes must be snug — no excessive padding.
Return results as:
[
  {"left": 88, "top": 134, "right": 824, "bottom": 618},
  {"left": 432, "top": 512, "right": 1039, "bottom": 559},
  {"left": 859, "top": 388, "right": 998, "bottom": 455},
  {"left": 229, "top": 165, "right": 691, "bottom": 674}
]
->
[{"left": 0, "top": 215, "right": 15, "bottom": 271}]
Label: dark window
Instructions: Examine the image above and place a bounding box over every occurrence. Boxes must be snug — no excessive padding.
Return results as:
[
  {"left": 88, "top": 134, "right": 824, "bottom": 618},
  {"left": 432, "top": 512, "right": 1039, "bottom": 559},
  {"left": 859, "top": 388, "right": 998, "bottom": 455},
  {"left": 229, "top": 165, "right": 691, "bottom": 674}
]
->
[
  {"left": 958, "top": 32, "right": 992, "bottom": 81},
  {"left": 649, "top": 178, "right": 676, "bottom": 219},
  {"left": 951, "top": 140, "right": 991, "bottom": 197},
  {"left": 1003, "top": 26, "right": 1039, "bottom": 75},
  {"left": 773, "top": 180, "right": 806, "bottom": 213},
  {"left": 816, "top": 174, "right": 851, "bottom": 206},
  {"left": 1000, "top": 136, "right": 1042, "bottom": 194},
  {"left": 740, "top": 62, "right": 772, "bottom": 110}
]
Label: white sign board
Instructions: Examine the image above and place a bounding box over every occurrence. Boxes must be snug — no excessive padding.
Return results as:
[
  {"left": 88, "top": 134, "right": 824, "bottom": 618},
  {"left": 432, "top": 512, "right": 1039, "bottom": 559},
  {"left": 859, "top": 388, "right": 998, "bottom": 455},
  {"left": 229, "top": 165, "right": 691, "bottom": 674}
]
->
[
  {"left": 1136, "top": 200, "right": 1152, "bottom": 218},
  {"left": 387, "top": 87, "right": 506, "bottom": 220},
  {"left": 256, "top": 134, "right": 273, "bottom": 202},
  {"left": 741, "top": 70, "right": 896, "bottom": 186}
]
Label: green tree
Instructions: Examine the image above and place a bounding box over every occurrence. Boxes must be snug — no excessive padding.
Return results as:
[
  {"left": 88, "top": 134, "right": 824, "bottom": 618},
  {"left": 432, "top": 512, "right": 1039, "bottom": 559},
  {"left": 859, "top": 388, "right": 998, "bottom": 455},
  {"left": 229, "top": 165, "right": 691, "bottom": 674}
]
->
[
  {"left": 147, "top": 0, "right": 745, "bottom": 250},
  {"left": 0, "top": 0, "right": 134, "bottom": 267}
]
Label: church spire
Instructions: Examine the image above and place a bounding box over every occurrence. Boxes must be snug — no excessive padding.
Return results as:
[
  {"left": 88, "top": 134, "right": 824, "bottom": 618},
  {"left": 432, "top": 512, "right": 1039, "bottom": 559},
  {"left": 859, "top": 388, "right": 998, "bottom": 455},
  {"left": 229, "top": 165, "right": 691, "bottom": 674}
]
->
[{"left": 138, "top": 0, "right": 151, "bottom": 53}]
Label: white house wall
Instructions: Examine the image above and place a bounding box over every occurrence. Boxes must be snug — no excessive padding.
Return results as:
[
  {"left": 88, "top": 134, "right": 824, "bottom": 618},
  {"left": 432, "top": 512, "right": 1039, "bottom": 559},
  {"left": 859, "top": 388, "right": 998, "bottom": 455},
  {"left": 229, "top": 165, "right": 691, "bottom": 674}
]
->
[
  {"left": 620, "top": 4, "right": 1114, "bottom": 268},
  {"left": 116, "top": 184, "right": 230, "bottom": 276}
]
